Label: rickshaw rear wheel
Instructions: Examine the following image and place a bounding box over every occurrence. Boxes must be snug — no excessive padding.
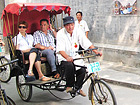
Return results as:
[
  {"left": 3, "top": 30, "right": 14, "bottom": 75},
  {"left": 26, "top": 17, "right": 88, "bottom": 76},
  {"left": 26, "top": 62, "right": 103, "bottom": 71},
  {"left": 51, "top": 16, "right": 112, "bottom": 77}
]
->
[
  {"left": 0, "top": 57, "right": 11, "bottom": 83},
  {"left": 16, "top": 69, "right": 32, "bottom": 102}
]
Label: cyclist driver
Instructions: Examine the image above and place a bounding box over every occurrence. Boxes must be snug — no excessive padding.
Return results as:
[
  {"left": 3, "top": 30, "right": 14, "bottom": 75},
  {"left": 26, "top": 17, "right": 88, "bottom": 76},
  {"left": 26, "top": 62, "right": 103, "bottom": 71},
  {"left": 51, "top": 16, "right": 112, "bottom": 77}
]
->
[{"left": 56, "top": 16, "right": 102, "bottom": 97}]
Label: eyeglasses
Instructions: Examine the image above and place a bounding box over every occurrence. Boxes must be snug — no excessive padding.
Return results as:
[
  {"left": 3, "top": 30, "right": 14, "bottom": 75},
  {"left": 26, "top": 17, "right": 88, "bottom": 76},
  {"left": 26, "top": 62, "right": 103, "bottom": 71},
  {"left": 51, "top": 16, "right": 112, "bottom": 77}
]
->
[{"left": 18, "top": 26, "right": 27, "bottom": 29}]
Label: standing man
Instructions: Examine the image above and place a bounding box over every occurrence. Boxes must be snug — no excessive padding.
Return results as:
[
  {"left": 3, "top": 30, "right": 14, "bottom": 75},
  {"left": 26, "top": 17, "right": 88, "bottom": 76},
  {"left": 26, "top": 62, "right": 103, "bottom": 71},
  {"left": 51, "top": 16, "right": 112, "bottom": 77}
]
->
[
  {"left": 75, "top": 11, "right": 89, "bottom": 38},
  {"left": 56, "top": 16, "right": 102, "bottom": 97},
  {"left": 33, "top": 19, "right": 59, "bottom": 78}
]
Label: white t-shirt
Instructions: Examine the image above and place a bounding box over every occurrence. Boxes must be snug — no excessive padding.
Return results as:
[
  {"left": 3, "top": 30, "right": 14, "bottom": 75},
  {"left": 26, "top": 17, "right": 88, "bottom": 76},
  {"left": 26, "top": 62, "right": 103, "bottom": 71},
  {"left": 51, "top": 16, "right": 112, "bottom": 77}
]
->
[
  {"left": 14, "top": 32, "right": 33, "bottom": 50},
  {"left": 75, "top": 20, "right": 89, "bottom": 33},
  {"left": 56, "top": 27, "right": 92, "bottom": 67}
]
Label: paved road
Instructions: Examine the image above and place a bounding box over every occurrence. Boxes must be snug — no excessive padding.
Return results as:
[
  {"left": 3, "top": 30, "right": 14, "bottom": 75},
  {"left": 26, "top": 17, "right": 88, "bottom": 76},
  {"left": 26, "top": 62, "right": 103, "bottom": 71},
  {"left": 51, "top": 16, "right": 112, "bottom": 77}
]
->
[{"left": 1, "top": 77, "right": 140, "bottom": 105}]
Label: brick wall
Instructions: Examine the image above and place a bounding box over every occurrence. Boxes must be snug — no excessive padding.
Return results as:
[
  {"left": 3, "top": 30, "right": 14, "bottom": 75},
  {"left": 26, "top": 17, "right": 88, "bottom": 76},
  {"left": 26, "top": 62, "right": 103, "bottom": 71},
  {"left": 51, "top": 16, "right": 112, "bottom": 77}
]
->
[{"left": 2, "top": 0, "right": 140, "bottom": 67}]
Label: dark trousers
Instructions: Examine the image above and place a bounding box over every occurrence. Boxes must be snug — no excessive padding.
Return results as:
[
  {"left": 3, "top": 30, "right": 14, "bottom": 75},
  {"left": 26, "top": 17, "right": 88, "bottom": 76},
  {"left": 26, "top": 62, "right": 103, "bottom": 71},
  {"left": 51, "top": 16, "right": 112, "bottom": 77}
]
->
[{"left": 61, "top": 61, "right": 86, "bottom": 89}]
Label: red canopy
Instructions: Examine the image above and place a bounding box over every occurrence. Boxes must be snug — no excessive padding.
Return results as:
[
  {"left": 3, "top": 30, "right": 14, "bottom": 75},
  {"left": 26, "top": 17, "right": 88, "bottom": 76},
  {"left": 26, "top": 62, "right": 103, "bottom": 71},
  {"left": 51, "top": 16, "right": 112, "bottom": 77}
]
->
[{"left": 1, "top": 3, "right": 71, "bottom": 36}]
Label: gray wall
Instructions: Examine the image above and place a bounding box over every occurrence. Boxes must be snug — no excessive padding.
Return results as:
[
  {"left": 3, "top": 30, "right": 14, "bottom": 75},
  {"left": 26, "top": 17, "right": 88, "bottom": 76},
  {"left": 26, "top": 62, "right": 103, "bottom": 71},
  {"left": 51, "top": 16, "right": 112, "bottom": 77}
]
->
[
  {"left": 0, "top": 0, "right": 5, "bottom": 35},
  {"left": 2, "top": 0, "right": 140, "bottom": 67}
]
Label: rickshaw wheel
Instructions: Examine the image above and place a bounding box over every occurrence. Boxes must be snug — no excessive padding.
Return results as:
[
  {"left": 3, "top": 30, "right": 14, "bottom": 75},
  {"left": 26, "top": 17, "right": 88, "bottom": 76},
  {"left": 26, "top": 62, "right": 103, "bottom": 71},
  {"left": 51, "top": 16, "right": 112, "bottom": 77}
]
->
[
  {"left": 16, "top": 70, "right": 32, "bottom": 102},
  {"left": 0, "top": 57, "right": 11, "bottom": 83}
]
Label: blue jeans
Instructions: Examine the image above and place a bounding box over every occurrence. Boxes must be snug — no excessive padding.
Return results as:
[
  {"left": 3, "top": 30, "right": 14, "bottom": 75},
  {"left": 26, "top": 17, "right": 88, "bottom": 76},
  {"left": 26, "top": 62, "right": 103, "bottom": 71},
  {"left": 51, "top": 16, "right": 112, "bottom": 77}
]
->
[{"left": 41, "top": 49, "right": 56, "bottom": 72}]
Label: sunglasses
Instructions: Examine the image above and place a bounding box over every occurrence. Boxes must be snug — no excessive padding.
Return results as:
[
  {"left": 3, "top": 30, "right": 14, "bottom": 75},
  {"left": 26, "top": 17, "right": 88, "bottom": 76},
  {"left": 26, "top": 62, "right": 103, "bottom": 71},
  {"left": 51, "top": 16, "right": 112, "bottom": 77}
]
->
[{"left": 18, "top": 26, "right": 27, "bottom": 29}]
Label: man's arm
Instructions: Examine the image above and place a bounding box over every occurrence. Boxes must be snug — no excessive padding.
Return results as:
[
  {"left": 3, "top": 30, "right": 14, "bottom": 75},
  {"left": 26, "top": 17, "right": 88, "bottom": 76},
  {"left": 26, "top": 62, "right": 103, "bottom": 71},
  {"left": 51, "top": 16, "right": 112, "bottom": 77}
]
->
[
  {"left": 59, "top": 51, "right": 73, "bottom": 62},
  {"left": 50, "top": 24, "right": 57, "bottom": 38},
  {"left": 51, "top": 29, "right": 57, "bottom": 38},
  {"left": 84, "top": 20, "right": 89, "bottom": 38},
  {"left": 85, "top": 31, "right": 89, "bottom": 38},
  {"left": 35, "top": 43, "right": 54, "bottom": 50},
  {"left": 89, "top": 45, "right": 102, "bottom": 56}
]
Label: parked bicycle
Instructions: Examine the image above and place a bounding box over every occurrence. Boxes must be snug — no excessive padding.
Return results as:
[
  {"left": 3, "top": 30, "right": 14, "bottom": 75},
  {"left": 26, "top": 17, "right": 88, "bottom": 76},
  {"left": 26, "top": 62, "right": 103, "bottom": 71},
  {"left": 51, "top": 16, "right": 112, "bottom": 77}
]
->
[
  {"left": 0, "top": 56, "right": 18, "bottom": 83},
  {"left": 0, "top": 56, "right": 11, "bottom": 83},
  {"left": 0, "top": 82, "right": 16, "bottom": 105}
]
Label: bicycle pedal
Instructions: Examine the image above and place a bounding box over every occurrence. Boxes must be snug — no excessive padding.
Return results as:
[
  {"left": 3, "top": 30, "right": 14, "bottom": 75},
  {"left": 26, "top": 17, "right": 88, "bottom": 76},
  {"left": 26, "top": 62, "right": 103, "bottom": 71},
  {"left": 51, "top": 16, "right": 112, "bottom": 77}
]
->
[
  {"left": 70, "top": 90, "right": 77, "bottom": 97},
  {"left": 70, "top": 92, "right": 76, "bottom": 98}
]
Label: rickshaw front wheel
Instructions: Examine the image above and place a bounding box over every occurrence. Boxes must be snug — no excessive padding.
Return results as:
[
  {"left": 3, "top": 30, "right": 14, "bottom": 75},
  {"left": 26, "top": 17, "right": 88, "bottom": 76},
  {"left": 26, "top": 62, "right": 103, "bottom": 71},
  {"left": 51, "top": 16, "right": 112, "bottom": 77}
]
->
[{"left": 16, "top": 69, "right": 32, "bottom": 102}]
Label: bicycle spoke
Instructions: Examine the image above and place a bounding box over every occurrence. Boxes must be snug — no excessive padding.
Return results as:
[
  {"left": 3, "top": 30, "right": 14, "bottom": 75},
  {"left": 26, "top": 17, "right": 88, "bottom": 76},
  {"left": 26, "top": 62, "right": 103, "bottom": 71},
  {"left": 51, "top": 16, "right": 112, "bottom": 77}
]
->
[
  {"left": 0, "top": 57, "right": 11, "bottom": 82},
  {"left": 90, "top": 80, "right": 116, "bottom": 105}
]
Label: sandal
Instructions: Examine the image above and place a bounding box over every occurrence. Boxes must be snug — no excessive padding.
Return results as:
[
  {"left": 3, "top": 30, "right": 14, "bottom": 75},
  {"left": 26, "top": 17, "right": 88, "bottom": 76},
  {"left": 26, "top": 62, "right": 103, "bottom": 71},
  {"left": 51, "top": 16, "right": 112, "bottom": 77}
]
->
[
  {"left": 39, "top": 76, "right": 51, "bottom": 81},
  {"left": 28, "top": 69, "right": 34, "bottom": 76}
]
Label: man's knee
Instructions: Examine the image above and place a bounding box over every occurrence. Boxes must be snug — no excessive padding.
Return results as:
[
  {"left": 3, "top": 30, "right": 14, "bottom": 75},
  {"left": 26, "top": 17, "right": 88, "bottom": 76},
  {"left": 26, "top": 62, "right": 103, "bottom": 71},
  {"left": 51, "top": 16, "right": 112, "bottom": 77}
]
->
[
  {"left": 42, "top": 49, "right": 54, "bottom": 57},
  {"left": 62, "top": 61, "right": 73, "bottom": 68},
  {"left": 61, "top": 61, "right": 74, "bottom": 72},
  {"left": 77, "top": 68, "right": 86, "bottom": 75}
]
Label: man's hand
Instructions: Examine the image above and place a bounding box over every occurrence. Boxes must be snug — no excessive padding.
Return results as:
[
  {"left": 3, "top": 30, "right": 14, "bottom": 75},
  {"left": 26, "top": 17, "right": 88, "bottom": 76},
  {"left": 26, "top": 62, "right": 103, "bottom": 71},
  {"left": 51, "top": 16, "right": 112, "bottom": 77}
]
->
[
  {"left": 89, "top": 45, "right": 102, "bottom": 56},
  {"left": 66, "top": 56, "right": 73, "bottom": 62},
  {"left": 45, "top": 46, "right": 54, "bottom": 50},
  {"left": 94, "top": 51, "right": 102, "bottom": 56},
  {"left": 49, "top": 24, "right": 53, "bottom": 30}
]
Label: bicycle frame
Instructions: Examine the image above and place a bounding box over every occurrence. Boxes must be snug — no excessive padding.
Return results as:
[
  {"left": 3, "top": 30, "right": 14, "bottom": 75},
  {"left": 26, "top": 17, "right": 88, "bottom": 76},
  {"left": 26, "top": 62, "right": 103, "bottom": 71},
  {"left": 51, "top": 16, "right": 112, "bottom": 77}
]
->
[
  {"left": 0, "top": 82, "right": 16, "bottom": 105},
  {"left": 70, "top": 54, "right": 100, "bottom": 95}
]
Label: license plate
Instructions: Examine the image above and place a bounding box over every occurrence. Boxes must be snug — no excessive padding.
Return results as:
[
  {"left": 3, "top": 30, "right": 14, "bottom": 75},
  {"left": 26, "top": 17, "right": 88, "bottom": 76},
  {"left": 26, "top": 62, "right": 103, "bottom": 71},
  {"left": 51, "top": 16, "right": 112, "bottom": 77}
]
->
[{"left": 87, "top": 62, "right": 101, "bottom": 73}]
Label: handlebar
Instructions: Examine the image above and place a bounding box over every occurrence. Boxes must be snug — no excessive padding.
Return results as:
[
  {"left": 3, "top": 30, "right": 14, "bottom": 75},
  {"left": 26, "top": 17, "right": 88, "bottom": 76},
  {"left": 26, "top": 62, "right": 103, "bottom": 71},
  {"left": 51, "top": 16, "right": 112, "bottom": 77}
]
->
[
  {"left": 75, "top": 48, "right": 98, "bottom": 54},
  {"left": 73, "top": 54, "right": 100, "bottom": 61},
  {"left": 73, "top": 48, "right": 100, "bottom": 61},
  {"left": 0, "top": 59, "right": 18, "bottom": 68}
]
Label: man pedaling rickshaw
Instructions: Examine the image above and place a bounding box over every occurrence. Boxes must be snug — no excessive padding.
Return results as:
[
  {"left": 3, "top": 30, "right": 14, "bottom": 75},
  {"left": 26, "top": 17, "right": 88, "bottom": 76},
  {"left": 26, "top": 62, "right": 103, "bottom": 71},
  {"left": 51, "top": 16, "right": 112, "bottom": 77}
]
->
[{"left": 56, "top": 16, "right": 102, "bottom": 97}]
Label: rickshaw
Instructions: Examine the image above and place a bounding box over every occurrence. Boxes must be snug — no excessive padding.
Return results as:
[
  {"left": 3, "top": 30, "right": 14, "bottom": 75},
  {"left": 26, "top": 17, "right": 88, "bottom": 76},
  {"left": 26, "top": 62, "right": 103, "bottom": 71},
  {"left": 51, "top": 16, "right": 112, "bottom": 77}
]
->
[
  {"left": 1, "top": 3, "right": 117, "bottom": 105},
  {"left": 1, "top": 3, "right": 71, "bottom": 82}
]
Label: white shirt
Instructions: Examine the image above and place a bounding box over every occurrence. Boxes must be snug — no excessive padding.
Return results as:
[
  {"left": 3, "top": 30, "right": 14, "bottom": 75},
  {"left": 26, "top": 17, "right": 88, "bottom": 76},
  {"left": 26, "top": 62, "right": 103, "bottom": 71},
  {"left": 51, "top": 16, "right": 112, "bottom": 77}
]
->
[
  {"left": 14, "top": 32, "right": 33, "bottom": 50},
  {"left": 56, "top": 27, "right": 92, "bottom": 67},
  {"left": 75, "top": 20, "right": 89, "bottom": 33}
]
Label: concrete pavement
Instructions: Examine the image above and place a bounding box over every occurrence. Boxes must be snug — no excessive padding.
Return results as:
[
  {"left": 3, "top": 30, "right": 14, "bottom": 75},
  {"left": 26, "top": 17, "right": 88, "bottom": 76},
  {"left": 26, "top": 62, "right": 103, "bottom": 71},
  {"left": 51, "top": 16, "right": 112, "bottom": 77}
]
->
[{"left": 98, "top": 61, "right": 140, "bottom": 90}]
